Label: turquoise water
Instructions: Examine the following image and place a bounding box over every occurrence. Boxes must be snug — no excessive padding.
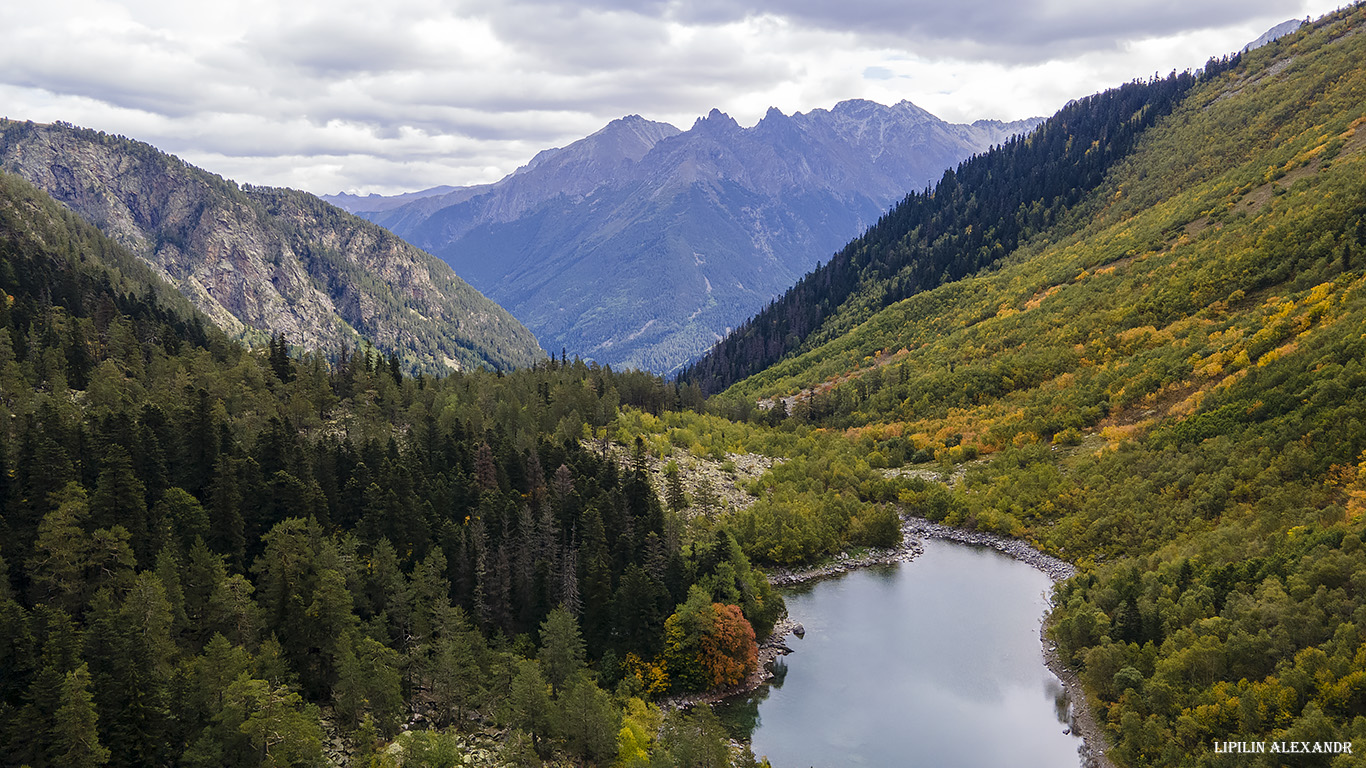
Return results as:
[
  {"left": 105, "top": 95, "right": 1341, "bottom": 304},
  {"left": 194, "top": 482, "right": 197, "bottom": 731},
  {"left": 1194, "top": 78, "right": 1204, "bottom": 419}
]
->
[{"left": 716, "top": 538, "right": 1083, "bottom": 768}]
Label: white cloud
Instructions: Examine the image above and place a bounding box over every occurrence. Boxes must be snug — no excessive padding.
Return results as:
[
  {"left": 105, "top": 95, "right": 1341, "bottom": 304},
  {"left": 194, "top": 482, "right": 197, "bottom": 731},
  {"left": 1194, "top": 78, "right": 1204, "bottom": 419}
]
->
[{"left": 0, "top": 0, "right": 1347, "bottom": 194}]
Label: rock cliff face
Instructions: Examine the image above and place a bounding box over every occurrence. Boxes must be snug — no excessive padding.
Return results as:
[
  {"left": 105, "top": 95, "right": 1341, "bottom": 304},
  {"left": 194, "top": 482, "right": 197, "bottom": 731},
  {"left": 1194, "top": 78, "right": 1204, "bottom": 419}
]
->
[
  {"left": 1242, "top": 18, "right": 1305, "bottom": 52},
  {"left": 0, "top": 120, "right": 542, "bottom": 372},
  {"left": 329, "top": 100, "right": 1039, "bottom": 372}
]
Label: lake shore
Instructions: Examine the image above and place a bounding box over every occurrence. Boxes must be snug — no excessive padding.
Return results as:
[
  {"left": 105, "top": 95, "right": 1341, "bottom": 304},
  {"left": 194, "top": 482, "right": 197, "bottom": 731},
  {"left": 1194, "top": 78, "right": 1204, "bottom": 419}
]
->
[
  {"left": 901, "top": 517, "right": 1077, "bottom": 580},
  {"left": 659, "top": 615, "right": 804, "bottom": 711},
  {"left": 763, "top": 532, "right": 924, "bottom": 587}
]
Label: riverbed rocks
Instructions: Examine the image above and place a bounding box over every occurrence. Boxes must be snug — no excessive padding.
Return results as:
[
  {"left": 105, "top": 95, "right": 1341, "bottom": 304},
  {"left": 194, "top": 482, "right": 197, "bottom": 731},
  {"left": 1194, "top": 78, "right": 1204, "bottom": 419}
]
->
[
  {"left": 902, "top": 517, "right": 1078, "bottom": 581},
  {"left": 765, "top": 539, "right": 923, "bottom": 587},
  {"left": 760, "top": 512, "right": 1082, "bottom": 590}
]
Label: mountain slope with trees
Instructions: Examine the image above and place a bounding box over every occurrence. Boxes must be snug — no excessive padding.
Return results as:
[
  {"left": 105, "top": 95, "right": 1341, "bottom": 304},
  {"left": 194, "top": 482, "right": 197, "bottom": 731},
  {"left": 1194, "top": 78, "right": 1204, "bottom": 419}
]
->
[
  {"left": 678, "top": 61, "right": 1248, "bottom": 394},
  {"left": 7, "top": 7, "right": 1366, "bottom": 766},
  {"left": 0, "top": 169, "right": 777, "bottom": 767},
  {"left": 0, "top": 120, "right": 543, "bottom": 374},
  {"left": 330, "top": 103, "right": 1038, "bottom": 373},
  {"left": 677, "top": 7, "right": 1366, "bottom": 765}
]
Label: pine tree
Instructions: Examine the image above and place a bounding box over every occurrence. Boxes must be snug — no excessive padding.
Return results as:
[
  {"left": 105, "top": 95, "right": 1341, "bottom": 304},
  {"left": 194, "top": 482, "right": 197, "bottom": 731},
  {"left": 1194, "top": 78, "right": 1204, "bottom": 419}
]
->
[
  {"left": 267, "top": 332, "right": 294, "bottom": 384},
  {"left": 664, "top": 461, "right": 687, "bottom": 512},
  {"left": 83, "top": 574, "right": 175, "bottom": 768},
  {"left": 206, "top": 457, "right": 246, "bottom": 570},
  {"left": 428, "top": 626, "right": 484, "bottom": 726},
  {"left": 475, "top": 442, "right": 498, "bottom": 492},
  {"left": 559, "top": 545, "right": 581, "bottom": 618},
  {"left": 555, "top": 674, "right": 619, "bottom": 764},
  {"left": 505, "top": 659, "right": 553, "bottom": 747},
  {"left": 0, "top": 556, "right": 34, "bottom": 705},
  {"left": 65, "top": 321, "right": 93, "bottom": 390}
]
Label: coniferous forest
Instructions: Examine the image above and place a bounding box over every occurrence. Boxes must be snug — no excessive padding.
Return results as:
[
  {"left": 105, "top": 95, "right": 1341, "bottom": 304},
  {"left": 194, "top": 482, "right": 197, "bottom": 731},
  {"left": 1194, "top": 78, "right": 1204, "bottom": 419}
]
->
[{"left": 0, "top": 170, "right": 781, "bottom": 767}]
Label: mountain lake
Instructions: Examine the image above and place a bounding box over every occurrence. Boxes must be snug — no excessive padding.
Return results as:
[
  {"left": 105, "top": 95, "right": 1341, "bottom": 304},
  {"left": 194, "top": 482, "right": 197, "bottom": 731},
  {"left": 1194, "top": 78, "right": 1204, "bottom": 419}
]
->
[{"left": 715, "top": 538, "right": 1085, "bottom": 767}]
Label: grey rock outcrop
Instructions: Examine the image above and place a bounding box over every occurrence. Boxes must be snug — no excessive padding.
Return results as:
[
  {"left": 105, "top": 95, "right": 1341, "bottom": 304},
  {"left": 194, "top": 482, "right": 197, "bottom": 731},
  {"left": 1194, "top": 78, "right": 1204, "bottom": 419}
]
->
[
  {"left": 0, "top": 119, "right": 542, "bottom": 372},
  {"left": 1243, "top": 19, "right": 1305, "bottom": 53}
]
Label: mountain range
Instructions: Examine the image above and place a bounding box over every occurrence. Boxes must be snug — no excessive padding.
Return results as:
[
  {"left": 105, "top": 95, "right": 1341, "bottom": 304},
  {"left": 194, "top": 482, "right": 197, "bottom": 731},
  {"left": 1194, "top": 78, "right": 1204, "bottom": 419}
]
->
[
  {"left": 0, "top": 120, "right": 542, "bottom": 373},
  {"left": 326, "top": 100, "right": 1040, "bottom": 372}
]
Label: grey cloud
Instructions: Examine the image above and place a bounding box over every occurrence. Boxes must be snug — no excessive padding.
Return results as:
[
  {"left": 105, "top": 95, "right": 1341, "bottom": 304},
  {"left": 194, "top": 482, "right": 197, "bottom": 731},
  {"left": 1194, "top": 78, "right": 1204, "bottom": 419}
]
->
[
  {"left": 1, "top": 35, "right": 215, "bottom": 118},
  {"left": 1, "top": 0, "right": 1323, "bottom": 196},
  {"left": 484, "top": 4, "right": 673, "bottom": 70},
  {"left": 245, "top": 15, "right": 437, "bottom": 77},
  {"left": 536, "top": 0, "right": 1297, "bottom": 62}
]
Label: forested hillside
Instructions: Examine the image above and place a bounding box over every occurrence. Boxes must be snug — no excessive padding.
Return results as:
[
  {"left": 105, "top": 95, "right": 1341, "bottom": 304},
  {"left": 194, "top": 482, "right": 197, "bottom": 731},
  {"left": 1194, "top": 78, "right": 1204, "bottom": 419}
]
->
[
  {"left": 0, "top": 121, "right": 543, "bottom": 374},
  {"left": 0, "top": 170, "right": 779, "bottom": 767},
  {"left": 673, "top": 6, "right": 1366, "bottom": 766}
]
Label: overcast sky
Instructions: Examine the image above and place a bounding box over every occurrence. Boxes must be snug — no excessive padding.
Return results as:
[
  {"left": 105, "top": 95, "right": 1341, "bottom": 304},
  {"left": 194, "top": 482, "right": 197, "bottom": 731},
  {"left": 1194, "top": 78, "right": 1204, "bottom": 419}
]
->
[{"left": 0, "top": 0, "right": 1346, "bottom": 196}]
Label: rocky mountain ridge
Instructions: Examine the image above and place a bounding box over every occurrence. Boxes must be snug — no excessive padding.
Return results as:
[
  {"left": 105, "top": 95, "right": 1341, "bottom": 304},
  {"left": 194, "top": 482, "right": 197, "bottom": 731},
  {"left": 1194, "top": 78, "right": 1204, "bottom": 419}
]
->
[
  {"left": 327, "top": 100, "right": 1039, "bottom": 372},
  {"left": 0, "top": 119, "right": 543, "bottom": 372}
]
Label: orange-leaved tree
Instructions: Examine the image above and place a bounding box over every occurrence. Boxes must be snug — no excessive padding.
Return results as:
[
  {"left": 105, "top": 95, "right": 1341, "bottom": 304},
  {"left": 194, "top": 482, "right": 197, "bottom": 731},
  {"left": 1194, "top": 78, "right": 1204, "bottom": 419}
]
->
[
  {"left": 661, "top": 586, "right": 757, "bottom": 693},
  {"left": 700, "top": 603, "right": 756, "bottom": 689}
]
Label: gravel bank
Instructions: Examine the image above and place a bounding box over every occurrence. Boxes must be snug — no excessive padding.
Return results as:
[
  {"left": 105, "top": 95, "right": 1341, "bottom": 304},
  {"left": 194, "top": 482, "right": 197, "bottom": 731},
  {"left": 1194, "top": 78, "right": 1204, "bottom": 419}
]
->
[
  {"left": 764, "top": 538, "right": 923, "bottom": 587},
  {"left": 902, "top": 517, "right": 1077, "bottom": 581}
]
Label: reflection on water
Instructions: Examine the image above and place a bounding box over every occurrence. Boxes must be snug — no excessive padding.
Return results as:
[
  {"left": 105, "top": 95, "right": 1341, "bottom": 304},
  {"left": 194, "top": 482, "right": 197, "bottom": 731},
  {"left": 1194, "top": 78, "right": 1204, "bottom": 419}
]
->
[
  {"left": 769, "top": 657, "right": 788, "bottom": 689},
  {"left": 1051, "top": 679, "right": 1073, "bottom": 728},
  {"left": 718, "top": 658, "right": 787, "bottom": 737},
  {"left": 714, "top": 539, "right": 1083, "bottom": 768}
]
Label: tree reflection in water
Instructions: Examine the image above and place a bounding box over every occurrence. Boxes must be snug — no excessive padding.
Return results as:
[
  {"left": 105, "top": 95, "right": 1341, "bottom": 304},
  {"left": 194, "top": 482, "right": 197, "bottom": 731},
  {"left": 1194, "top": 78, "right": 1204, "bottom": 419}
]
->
[{"left": 713, "top": 657, "right": 788, "bottom": 740}]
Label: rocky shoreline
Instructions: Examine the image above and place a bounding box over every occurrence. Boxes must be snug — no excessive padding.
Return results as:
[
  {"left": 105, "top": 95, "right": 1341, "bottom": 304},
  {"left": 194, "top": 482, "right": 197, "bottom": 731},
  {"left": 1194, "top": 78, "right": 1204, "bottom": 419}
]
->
[
  {"left": 901, "top": 517, "right": 1078, "bottom": 581},
  {"left": 763, "top": 536, "right": 923, "bottom": 587},
  {"left": 1044, "top": 639, "right": 1115, "bottom": 768}
]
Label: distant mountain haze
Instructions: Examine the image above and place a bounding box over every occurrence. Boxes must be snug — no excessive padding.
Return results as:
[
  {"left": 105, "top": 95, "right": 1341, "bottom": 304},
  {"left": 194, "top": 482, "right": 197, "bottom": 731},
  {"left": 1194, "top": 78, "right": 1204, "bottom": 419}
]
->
[
  {"left": 0, "top": 120, "right": 543, "bottom": 373},
  {"left": 327, "top": 100, "right": 1041, "bottom": 373}
]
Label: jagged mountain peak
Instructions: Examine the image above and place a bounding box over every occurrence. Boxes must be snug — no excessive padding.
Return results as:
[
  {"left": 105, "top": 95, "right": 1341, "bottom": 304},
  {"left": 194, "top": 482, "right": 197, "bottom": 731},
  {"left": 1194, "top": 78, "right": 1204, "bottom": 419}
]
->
[
  {"left": 520, "top": 114, "right": 678, "bottom": 174},
  {"left": 809, "top": 98, "right": 936, "bottom": 122},
  {"left": 758, "top": 106, "right": 789, "bottom": 123},
  {"left": 832, "top": 97, "right": 881, "bottom": 111},
  {"left": 335, "top": 98, "right": 1040, "bottom": 372},
  {"left": 693, "top": 108, "right": 741, "bottom": 132},
  {"left": 829, "top": 98, "right": 913, "bottom": 119}
]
